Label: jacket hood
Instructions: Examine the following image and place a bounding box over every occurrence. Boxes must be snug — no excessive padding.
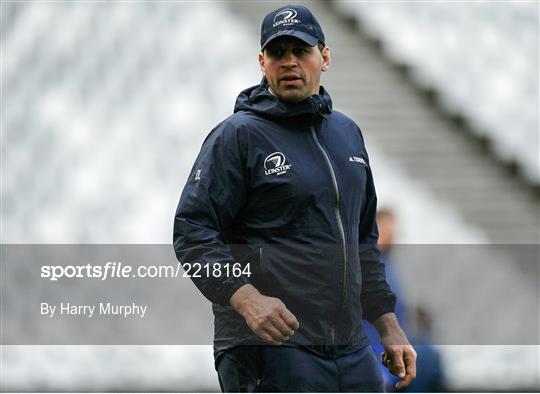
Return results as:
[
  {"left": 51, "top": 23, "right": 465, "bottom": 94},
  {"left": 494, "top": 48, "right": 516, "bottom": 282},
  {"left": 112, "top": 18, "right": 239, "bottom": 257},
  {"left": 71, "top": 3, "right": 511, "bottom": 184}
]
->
[{"left": 234, "top": 78, "right": 333, "bottom": 120}]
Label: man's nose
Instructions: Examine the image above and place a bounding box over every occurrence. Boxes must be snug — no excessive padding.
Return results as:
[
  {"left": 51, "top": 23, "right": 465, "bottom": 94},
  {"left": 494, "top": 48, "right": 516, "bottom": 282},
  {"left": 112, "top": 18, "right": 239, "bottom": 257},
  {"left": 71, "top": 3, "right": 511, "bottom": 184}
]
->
[{"left": 280, "top": 50, "right": 298, "bottom": 67}]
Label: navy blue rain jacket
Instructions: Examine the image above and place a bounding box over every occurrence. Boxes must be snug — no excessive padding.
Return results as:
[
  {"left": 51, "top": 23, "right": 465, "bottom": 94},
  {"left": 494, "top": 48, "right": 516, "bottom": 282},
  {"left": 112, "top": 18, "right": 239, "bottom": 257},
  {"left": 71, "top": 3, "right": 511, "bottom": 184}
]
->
[{"left": 173, "top": 80, "right": 396, "bottom": 358}]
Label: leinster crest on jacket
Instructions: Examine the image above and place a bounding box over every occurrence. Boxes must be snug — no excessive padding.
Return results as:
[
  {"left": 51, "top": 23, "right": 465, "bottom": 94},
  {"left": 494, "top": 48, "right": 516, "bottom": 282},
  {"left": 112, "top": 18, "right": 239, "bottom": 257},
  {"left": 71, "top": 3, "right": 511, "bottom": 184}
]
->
[{"left": 264, "top": 152, "right": 292, "bottom": 176}]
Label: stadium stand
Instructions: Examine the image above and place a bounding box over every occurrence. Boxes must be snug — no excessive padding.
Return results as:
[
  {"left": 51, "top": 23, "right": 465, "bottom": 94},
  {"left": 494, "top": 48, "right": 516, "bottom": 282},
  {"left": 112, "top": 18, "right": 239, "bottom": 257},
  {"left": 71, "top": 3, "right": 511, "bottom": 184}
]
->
[
  {"left": 335, "top": 1, "right": 539, "bottom": 185},
  {"left": 2, "top": 1, "right": 538, "bottom": 392}
]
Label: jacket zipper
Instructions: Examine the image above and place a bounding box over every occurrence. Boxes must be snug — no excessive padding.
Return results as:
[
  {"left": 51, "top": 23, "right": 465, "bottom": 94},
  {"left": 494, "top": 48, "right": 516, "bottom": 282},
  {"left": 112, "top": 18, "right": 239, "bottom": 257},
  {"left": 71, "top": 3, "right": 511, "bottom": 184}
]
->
[{"left": 310, "top": 123, "right": 347, "bottom": 356}]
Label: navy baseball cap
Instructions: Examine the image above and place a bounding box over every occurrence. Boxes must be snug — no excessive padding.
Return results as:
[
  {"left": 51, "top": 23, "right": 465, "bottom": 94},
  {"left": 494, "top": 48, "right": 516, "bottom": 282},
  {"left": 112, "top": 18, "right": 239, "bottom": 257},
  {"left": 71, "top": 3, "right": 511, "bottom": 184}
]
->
[{"left": 260, "top": 5, "right": 325, "bottom": 51}]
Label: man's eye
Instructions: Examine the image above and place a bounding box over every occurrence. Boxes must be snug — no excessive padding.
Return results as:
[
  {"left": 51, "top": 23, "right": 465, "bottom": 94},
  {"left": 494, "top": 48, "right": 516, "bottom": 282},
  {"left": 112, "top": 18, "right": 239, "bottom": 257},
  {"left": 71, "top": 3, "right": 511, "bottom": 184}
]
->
[
  {"left": 268, "top": 48, "right": 285, "bottom": 58},
  {"left": 293, "top": 48, "right": 309, "bottom": 56}
]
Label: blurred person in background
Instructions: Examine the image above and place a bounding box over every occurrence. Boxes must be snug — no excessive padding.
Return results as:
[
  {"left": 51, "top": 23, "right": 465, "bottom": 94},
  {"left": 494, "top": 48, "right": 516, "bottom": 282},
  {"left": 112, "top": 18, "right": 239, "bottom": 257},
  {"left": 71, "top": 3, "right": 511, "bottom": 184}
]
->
[
  {"left": 364, "top": 209, "right": 410, "bottom": 391},
  {"left": 174, "top": 4, "right": 415, "bottom": 392},
  {"left": 374, "top": 209, "right": 409, "bottom": 329},
  {"left": 365, "top": 209, "right": 445, "bottom": 392}
]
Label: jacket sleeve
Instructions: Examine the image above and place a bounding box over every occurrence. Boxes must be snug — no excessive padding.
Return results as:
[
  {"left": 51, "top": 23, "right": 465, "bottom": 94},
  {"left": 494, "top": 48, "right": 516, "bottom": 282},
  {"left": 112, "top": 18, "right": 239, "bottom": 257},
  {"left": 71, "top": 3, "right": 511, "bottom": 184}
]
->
[
  {"left": 173, "top": 120, "right": 250, "bottom": 306},
  {"left": 358, "top": 155, "right": 397, "bottom": 324}
]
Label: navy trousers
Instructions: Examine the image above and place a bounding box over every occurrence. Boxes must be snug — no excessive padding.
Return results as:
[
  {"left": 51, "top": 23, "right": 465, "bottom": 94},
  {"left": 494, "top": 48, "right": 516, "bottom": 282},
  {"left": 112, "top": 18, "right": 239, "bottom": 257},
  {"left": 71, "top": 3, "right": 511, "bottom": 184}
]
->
[{"left": 216, "top": 345, "right": 384, "bottom": 392}]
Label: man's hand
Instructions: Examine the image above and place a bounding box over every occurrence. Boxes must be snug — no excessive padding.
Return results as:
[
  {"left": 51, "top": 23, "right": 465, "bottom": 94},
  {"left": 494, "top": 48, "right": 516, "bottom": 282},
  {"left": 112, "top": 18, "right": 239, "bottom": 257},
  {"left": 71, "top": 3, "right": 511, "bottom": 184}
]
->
[
  {"left": 374, "top": 313, "right": 417, "bottom": 390},
  {"left": 230, "top": 284, "right": 300, "bottom": 345}
]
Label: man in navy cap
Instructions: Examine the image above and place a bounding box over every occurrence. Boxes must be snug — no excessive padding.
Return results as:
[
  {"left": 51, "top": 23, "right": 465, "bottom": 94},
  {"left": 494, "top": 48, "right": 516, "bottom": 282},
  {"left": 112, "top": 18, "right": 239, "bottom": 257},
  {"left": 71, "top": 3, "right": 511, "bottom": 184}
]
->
[{"left": 174, "top": 4, "right": 416, "bottom": 392}]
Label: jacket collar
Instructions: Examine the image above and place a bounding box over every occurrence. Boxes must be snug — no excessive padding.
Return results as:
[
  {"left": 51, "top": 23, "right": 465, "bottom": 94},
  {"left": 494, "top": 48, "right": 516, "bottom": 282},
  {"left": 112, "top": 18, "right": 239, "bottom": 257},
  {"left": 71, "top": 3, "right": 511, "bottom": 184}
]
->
[{"left": 234, "top": 78, "right": 333, "bottom": 121}]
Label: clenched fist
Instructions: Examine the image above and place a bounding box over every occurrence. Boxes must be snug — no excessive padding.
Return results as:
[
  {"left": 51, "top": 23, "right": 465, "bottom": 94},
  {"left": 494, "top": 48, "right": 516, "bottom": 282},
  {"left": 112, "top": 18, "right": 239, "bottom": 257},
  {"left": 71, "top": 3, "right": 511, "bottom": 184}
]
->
[{"left": 230, "top": 284, "right": 300, "bottom": 345}]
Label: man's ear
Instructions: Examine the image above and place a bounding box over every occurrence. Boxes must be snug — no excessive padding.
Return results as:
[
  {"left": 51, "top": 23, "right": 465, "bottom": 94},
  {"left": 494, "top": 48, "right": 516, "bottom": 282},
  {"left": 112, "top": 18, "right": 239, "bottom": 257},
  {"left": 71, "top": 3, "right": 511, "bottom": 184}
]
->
[
  {"left": 259, "top": 52, "right": 265, "bottom": 74},
  {"left": 321, "top": 47, "right": 331, "bottom": 72}
]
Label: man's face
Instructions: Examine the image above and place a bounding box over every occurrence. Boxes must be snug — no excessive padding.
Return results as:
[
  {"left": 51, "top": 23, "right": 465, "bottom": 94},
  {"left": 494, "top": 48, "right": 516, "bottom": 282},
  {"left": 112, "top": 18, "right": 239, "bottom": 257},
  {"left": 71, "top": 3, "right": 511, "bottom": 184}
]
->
[{"left": 259, "top": 37, "right": 330, "bottom": 103}]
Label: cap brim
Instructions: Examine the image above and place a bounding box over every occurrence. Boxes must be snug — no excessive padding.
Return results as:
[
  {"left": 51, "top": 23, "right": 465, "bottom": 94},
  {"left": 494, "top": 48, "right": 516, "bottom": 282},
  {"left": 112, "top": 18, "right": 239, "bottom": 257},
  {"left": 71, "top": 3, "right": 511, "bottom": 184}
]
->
[{"left": 261, "top": 30, "right": 318, "bottom": 50}]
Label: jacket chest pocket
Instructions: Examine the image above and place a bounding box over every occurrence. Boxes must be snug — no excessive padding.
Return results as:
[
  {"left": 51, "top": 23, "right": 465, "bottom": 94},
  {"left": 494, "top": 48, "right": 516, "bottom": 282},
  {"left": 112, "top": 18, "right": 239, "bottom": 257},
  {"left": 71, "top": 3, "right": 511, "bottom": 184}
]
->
[
  {"left": 337, "top": 156, "right": 367, "bottom": 184},
  {"left": 257, "top": 166, "right": 296, "bottom": 195},
  {"left": 334, "top": 160, "right": 368, "bottom": 218},
  {"left": 350, "top": 164, "right": 368, "bottom": 198}
]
